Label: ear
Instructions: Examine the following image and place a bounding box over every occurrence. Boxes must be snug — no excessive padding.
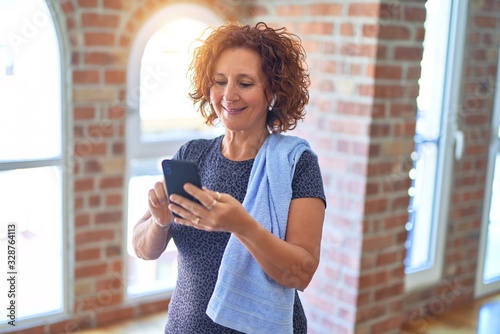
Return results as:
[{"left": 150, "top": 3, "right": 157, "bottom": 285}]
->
[{"left": 268, "top": 95, "right": 276, "bottom": 111}]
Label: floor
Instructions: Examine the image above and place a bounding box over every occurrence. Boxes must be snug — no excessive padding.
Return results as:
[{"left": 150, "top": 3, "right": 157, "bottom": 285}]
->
[
  {"left": 80, "top": 312, "right": 167, "bottom": 334},
  {"left": 80, "top": 294, "right": 500, "bottom": 334},
  {"left": 402, "top": 293, "right": 500, "bottom": 334}
]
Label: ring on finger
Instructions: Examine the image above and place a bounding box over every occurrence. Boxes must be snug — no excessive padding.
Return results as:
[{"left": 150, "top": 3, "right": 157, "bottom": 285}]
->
[
  {"left": 216, "top": 192, "right": 222, "bottom": 201},
  {"left": 206, "top": 199, "right": 217, "bottom": 210},
  {"left": 192, "top": 217, "right": 200, "bottom": 225}
]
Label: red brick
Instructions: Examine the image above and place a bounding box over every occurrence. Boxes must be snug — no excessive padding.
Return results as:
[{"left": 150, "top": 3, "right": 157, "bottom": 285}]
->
[
  {"left": 340, "top": 23, "right": 354, "bottom": 36},
  {"left": 89, "top": 194, "right": 100, "bottom": 207},
  {"left": 85, "top": 52, "right": 116, "bottom": 65},
  {"left": 76, "top": 248, "right": 101, "bottom": 262},
  {"left": 95, "top": 211, "right": 122, "bottom": 224},
  {"left": 75, "top": 178, "right": 94, "bottom": 191},
  {"left": 404, "top": 7, "right": 426, "bottom": 22},
  {"left": 348, "top": 3, "right": 379, "bottom": 17},
  {"left": 376, "top": 250, "right": 398, "bottom": 266},
  {"left": 78, "top": 0, "right": 98, "bottom": 7},
  {"left": 105, "top": 194, "right": 122, "bottom": 206},
  {"left": 88, "top": 123, "right": 115, "bottom": 138},
  {"left": 299, "top": 22, "right": 334, "bottom": 35},
  {"left": 363, "top": 23, "right": 379, "bottom": 38},
  {"left": 310, "top": 3, "right": 343, "bottom": 16},
  {"left": 99, "top": 176, "right": 123, "bottom": 189},
  {"left": 74, "top": 107, "right": 96, "bottom": 120},
  {"left": 368, "top": 64, "right": 402, "bottom": 79},
  {"left": 247, "top": 6, "right": 268, "bottom": 16},
  {"left": 362, "top": 233, "right": 393, "bottom": 251},
  {"left": 103, "top": 0, "right": 124, "bottom": 9},
  {"left": 75, "top": 213, "right": 91, "bottom": 228},
  {"left": 75, "top": 142, "right": 107, "bottom": 156},
  {"left": 474, "top": 16, "right": 497, "bottom": 28},
  {"left": 340, "top": 43, "right": 377, "bottom": 58},
  {"left": 378, "top": 25, "right": 410, "bottom": 40},
  {"left": 84, "top": 160, "right": 102, "bottom": 173},
  {"left": 74, "top": 70, "right": 100, "bottom": 84},
  {"left": 75, "top": 229, "right": 115, "bottom": 244},
  {"left": 61, "top": 1, "right": 75, "bottom": 14},
  {"left": 105, "top": 70, "right": 126, "bottom": 84},
  {"left": 109, "top": 105, "right": 125, "bottom": 119},
  {"left": 85, "top": 32, "right": 115, "bottom": 46},
  {"left": 113, "top": 142, "right": 125, "bottom": 154},
  {"left": 395, "top": 46, "right": 423, "bottom": 61},
  {"left": 359, "top": 270, "right": 389, "bottom": 289},
  {"left": 82, "top": 13, "right": 120, "bottom": 28},
  {"left": 75, "top": 263, "right": 108, "bottom": 279},
  {"left": 276, "top": 5, "right": 304, "bottom": 16}
]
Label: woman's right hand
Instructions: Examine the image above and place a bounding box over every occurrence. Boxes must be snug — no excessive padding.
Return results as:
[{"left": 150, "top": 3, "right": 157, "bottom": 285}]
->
[{"left": 147, "top": 181, "right": 173, "bottom": 226}]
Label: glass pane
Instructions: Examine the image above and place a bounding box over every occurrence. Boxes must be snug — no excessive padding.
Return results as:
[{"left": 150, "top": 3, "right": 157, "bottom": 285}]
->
[
  {"left": 405, "top": 0, "right": 452, "bottom": 274},
  {"left": 0, "top": 0, "right": 61, "bottom": 162},
  {"left": 0, "top": 166, "right": 63, "bottom": 322},
  {"left": 138, "top": 18, "right": 221, "bottom": 142},
  {"left": 483, "top": 153, "right": 500, "bottom": 282},
  {"left": 126, "top": 158, "right": 178, "bottom": 296},
  {"left": 406, "top": 143, "right": 438, "bottom": 270}
]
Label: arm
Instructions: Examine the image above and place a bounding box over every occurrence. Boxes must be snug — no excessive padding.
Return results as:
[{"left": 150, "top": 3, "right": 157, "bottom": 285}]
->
[
  {"left": 132, "top": 181, "right": 174, "bottom": 260},
  {"left": 168, "top": 187, "right": 325, "bottom": 290},
  {"left": 232, "top": 197, "right": 325, "bottom": 290}
]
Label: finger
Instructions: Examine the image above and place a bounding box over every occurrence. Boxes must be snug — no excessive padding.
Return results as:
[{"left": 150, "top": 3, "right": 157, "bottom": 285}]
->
[
  {"left": 169, "top": 203, "right": 200, "bottom": 226},
  {"left": 148, "top": 189, "right": 161, "bottom": 208},
  {"left": 154, "top": 181, "right": 168, "bottom": 204},
  {"left": 184, "top": 184, "right": 219, "bottom": 209},
  {"left": 201, "top": 188, "right": 224, "bottom": 202}
]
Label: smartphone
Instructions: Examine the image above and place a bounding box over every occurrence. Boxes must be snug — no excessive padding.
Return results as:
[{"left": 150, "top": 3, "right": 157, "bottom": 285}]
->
[{"left": 161, "top": 159, "right": 202, "bottom": 209}]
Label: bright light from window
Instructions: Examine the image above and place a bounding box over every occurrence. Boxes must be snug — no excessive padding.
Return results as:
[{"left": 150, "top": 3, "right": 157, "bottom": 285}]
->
[
  {"left": 139, "top": 18, "right": 217, "bottom": 142},
  {"left": 0, "top": 0, "right": 64, "bottom": 323}
]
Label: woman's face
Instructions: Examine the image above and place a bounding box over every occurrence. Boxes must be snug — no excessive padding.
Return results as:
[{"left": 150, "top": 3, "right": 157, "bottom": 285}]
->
[{"left": 209, "top": 48, "right": 269, "bottom": 134}]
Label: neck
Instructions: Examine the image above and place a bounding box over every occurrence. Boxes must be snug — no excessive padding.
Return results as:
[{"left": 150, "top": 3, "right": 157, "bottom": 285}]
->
[{"left": 221, "top": 128, "right": 270, "bottom": 161}]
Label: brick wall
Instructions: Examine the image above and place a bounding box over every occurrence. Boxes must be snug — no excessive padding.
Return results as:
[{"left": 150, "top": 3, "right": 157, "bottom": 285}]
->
[{"left": 6, "top": 0, "right": 500, "bottom": 333}]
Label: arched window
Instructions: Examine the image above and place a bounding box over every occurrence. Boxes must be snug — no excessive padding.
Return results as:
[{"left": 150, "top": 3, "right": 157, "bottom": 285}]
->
[
  {"left": 125, "top": 4, "right": 222, "bottom": 297},
  {"left": 0, "top": 0, "right": 67, "bottom": 324}
]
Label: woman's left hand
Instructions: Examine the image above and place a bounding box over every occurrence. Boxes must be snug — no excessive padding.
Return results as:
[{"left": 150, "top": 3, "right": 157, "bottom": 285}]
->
[{"left": 167, "top": 183, "right": 249, "bottom": 233}]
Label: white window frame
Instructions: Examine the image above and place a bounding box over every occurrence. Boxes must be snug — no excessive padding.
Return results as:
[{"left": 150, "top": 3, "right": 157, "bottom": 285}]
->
[{"left": 405, "top": 0, "right": 469, "bottom": 291}]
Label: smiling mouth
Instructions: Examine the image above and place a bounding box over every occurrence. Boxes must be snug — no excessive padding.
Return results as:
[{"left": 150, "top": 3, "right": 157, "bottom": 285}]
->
[{"left": 223, "top": 106, "right": 246, "bottom": 114}]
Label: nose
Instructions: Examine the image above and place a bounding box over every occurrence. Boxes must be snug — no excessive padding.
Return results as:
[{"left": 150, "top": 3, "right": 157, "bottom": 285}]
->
[{"left": 223, "top": 82, "right": 239, "bottom": 102}]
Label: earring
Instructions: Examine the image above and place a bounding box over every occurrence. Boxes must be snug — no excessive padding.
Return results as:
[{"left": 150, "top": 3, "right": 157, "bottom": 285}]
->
[{"left": 268, "top": 95, "right": 276, "bottom": 111}]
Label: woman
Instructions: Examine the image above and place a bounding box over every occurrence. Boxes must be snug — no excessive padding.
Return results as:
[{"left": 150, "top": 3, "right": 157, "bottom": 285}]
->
[{"left": 132, "top": 22, "right": 326, "bottom": 333}]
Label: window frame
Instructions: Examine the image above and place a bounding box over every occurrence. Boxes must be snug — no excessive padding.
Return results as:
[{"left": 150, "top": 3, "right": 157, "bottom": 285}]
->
[{"left": 405, "top": 0, "right": 469, "bottom": 291}]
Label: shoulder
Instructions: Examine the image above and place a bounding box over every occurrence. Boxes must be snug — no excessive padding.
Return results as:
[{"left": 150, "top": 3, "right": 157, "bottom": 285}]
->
[
  {"left": 292, "top": 148, "right": 327, "bottom": 207},
  {"left": 174, "top": 136, "right": 222, "bottom": 161}
]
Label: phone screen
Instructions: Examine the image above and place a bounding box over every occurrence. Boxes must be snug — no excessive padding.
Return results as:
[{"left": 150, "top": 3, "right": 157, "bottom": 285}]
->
[{"left": 161, "top": 159, "right": 202, "bottom": 206}]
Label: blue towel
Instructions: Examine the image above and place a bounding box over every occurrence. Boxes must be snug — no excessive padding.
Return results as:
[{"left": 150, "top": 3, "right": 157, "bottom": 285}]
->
[{"left": 206, "top": 133, "right": 312, "bottom": 333}]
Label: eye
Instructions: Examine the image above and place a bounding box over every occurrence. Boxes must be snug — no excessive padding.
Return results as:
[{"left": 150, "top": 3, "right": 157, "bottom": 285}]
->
[
  {"left": 214, "top": 80, "right": 226, "bottom": 87},
  {"left": 240, "top": 83, "right": 253, "bottom": 88}
]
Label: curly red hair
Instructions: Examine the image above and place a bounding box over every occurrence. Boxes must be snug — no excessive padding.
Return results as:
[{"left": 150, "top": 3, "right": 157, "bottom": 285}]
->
[{"left": 188, "top": 22, "right": 310, "bottom": 133}]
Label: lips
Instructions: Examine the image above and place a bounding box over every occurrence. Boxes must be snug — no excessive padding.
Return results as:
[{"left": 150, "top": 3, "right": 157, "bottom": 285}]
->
[{"left": 223, "top": 106, "right": 246, "bottom": 115}]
